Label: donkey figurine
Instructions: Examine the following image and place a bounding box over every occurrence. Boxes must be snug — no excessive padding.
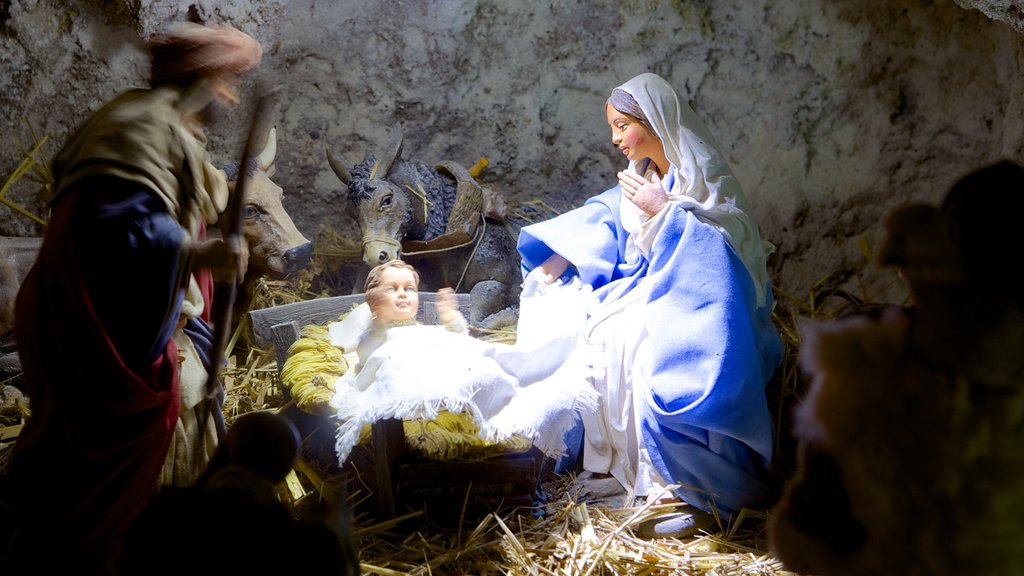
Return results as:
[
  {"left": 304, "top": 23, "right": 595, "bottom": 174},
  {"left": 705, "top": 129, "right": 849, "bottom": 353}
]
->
[{"left": 326, "top": 126, "right": 520, "bottom": 330}]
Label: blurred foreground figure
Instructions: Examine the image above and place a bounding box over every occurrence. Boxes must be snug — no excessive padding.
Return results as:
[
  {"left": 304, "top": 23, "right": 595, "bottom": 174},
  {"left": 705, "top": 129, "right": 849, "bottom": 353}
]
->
[
  {"left": 122, "top": 411, "right": 360, "bottom": 575},
  {"left": 0, "top": 21, "right": 261, "bottom": 575},
  {"left": 769, "top": 161, "right": 1024, "bottom": 576}
]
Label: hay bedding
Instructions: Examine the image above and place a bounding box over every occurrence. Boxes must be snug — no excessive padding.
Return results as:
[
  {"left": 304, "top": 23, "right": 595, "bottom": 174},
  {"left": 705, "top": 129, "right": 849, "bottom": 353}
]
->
[
  {"left": 0, "top": 197, "right": 860, "bottom": 575},
  {"left": 212, "top": 222, "right": 830, "bottom": 576},
  {"left": 222, "top": 331, "right": 794, "bottom": 576},
  {"left": 224, "top": 363, "right": 794, "bottom": 574}
]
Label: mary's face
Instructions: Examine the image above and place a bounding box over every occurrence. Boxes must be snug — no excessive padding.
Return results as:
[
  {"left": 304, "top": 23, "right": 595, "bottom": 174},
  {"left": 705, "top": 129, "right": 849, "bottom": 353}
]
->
[{"left": 606, "top": 103, "right": 661, "bottom": 164}]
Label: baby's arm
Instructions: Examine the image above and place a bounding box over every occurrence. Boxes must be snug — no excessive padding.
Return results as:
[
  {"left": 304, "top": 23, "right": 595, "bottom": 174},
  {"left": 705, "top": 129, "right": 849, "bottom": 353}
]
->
[{"left": 436, "top": 287, "right": 468, "bottom": 334}]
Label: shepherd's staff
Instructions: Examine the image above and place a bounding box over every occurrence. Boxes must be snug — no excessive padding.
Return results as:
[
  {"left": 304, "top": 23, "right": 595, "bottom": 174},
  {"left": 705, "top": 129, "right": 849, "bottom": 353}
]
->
[{"left": 197, "top": 86, "right": 280, "bottom": 453}]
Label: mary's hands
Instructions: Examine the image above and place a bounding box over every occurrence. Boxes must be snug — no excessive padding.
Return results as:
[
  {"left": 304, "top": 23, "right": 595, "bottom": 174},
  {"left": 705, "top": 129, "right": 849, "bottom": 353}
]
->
[
  {"left": 536, "top": 253, "right": 570, "bottom": 285},
  {"left": 523, "top": 252, "right": 571, "bottom": 297},
  {"left": 618, "top": 170, "right": 668, "bottom": 216}
]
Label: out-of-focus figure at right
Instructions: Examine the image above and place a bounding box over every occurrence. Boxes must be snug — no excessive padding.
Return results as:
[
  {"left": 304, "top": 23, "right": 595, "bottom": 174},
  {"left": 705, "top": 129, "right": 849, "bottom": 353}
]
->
[{"left": 769, "top": 160, "right": 1024, "bottom": 576}]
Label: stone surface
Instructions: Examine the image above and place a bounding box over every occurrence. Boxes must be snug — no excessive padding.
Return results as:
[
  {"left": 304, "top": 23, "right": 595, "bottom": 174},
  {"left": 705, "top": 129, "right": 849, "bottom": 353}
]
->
[
  {"left": 2, "top": 0, "right": 1024, "bottom": 308},
  {"left": 956, "top": 0, "right": 1024, "bottom": 33}
]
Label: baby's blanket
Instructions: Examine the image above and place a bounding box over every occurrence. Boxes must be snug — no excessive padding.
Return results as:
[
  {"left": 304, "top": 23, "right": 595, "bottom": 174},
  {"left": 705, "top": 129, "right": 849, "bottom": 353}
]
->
[{"left": 330, "top": 280, "right": 600, "bottom": 464}]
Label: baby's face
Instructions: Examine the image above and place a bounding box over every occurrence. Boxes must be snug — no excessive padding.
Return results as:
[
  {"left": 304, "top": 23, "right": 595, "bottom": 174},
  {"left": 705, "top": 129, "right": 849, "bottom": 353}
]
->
[{"left": 371, "top": 267, "right": 419, "bottom": 325}]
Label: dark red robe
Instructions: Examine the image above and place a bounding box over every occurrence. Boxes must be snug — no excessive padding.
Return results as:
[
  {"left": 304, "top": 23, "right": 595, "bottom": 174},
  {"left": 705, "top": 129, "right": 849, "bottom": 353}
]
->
[{"left": 4, "top": 182, "right": 213, "bottom": 574}]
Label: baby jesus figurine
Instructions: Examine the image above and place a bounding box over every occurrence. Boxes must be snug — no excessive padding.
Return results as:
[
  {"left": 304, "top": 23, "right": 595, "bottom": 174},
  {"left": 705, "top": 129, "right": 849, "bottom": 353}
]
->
[
  {"left": 327, "top": 259, "right": 468, "bottom": 381},
  {"left": 326, "top": 259, "right": 600, "bottom": 467}
]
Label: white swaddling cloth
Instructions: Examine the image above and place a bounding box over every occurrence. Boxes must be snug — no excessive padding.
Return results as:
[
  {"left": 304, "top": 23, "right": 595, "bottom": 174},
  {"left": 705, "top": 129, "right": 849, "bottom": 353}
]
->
[{"left": 329, "top": 279, "right": 601, "bottom": 464}]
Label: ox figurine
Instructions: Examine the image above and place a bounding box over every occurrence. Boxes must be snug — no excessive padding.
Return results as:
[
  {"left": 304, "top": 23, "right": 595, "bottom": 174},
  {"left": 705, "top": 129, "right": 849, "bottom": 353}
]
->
[
  {"left": 220, "top": 126, "right": 313, "bottom": 314},
  {"left": 0, "top": 126, "right": 312, "bottom": 381},
  {"left": 326, "top": 126, "right": 520, "bottom": 330},
  {"left": 0, "top": 238, "right": 39, "bottom": 377}
]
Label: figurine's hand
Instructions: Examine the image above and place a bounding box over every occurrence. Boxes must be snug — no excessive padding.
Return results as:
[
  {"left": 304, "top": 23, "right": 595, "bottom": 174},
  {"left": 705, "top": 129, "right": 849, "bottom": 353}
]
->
[
  {"left": 436, "top": 287, "right": 467, "bottom": 332},
  {"left": 536, "top": 253, "right": 570, "bottom": 285},
  {"left": 618, "top": 170, "right": 668, "bottom": 216},
  {"left": 522, "top": 253, "right": 570, "bottom": 298},
  {"left": 436, "top": 287, "right": 457, "bottom": 321},
  {"left": 189, "top": 235, "right": 249, "bottom": 283}
]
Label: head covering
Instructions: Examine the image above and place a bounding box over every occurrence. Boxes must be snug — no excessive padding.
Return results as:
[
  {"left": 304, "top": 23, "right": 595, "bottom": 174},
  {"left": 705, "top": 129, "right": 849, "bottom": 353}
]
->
[
  {"left": 616, "top": 73, "right": 774, "bottom": 305},
  {"left": 149, "top": 22, "right": 263, "bottom": 86},
  {"left": 939, "top": 160, "right": 1024, "bottom": 297}
]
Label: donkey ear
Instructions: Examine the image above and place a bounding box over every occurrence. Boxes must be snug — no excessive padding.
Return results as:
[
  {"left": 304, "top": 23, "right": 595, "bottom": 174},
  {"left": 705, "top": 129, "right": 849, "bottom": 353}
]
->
[
  {"left": 379, "top": 124, "right": 404, "bottom": 179},
  {"left": 327, "top": 146, "right": 351, "bottom": 185}
]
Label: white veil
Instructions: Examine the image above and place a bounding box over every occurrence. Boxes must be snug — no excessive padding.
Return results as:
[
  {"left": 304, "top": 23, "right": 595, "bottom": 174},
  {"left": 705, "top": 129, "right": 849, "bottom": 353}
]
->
[{"left": 617, "top": 73, "right": 773, "bottom": 306}]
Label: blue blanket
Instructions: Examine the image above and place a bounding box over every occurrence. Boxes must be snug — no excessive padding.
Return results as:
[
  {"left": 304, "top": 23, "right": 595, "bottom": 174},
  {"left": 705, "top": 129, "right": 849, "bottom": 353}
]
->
[{"left": 518, "top": 187, "right": 783, "bottom": 517}]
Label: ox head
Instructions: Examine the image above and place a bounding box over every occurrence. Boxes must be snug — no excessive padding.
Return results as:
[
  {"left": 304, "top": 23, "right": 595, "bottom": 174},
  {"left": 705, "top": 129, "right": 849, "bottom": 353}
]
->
[
  {"left": 326, "top": 128, "right": 418, "bottom": 267},
  {"left": 223, "top": 127, "right": 312, "bottom": 277}
]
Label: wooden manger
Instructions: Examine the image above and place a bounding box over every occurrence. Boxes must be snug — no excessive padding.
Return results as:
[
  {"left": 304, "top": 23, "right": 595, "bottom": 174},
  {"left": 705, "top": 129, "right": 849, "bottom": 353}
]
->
[{"left": 247, "top": 293, "right": 544, "bottom": 525}]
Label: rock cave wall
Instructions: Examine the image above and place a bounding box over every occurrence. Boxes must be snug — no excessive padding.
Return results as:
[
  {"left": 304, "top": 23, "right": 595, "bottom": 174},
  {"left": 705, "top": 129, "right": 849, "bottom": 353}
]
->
[{"left": 2, "top": 0, "right": 1022, "bottom": 307}]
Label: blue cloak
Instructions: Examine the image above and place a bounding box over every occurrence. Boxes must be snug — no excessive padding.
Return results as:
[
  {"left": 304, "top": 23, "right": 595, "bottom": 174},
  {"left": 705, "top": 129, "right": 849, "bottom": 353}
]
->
[{"left": 518, "top": 186, "right": 783, "bottom": 517}]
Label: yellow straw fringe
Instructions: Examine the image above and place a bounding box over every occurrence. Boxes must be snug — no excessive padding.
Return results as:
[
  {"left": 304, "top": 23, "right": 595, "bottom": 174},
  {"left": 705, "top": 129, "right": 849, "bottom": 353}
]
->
[{"left": 280, "top": 318, "right": 530, "bottom": 460}]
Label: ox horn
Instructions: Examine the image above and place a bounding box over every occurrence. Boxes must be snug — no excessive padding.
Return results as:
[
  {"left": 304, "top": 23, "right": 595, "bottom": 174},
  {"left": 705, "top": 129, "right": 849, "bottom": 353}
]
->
[
  {"left": 326, "top": 147, "right": 351, "bottom": 185},
  {"left": 256, "top": 126, "right": 278, "bottom": 174}
]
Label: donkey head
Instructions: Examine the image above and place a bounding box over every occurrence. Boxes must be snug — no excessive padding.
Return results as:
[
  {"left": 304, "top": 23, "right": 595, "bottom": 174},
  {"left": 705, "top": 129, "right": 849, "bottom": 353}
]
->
[{"left": 327, "top": 127, "right": 423, "bottom": 266}]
